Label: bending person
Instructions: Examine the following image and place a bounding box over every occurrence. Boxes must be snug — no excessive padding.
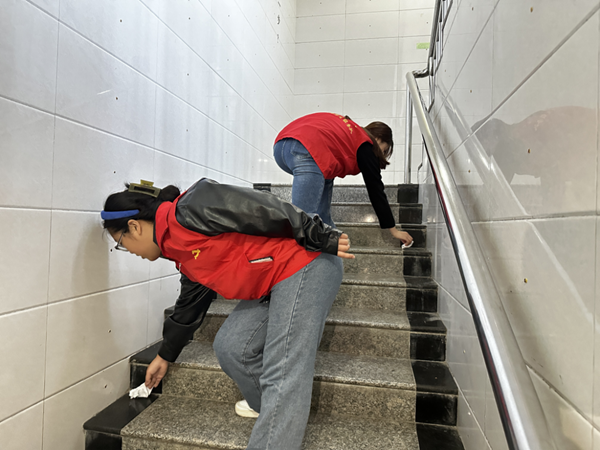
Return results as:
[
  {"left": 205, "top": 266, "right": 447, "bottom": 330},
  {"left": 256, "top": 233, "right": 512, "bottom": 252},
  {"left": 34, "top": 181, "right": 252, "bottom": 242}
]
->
[
  {"left": 101, "top": 178, "right": 354, "bottom": 450},
  {"left": 274, "top": 112, "right": 413, "bottom": 246}
]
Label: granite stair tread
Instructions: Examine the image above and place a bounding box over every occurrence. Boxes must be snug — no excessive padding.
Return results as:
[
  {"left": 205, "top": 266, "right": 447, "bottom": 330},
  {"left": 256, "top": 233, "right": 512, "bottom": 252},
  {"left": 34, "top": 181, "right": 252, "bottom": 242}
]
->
[
  {"left": 341, "top": 273, "right": 437, "bottom": 288},
  {"left": 205, "top": 299, "right": 412, "bottom": 331},
  {"left": 171, "top": 340, "right": 416, "bottom": 391},
  {"left": 350, "top": 246, "right": 431, "bottom": 256},
  {"left": 121, "top": 395, "right": 421, "bottom": 450}
]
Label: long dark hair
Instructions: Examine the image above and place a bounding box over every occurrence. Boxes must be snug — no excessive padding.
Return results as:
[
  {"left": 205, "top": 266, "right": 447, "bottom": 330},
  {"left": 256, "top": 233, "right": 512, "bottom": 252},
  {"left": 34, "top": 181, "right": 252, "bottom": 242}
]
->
[
  {"left": 102, "top": 184, "right": 180, "bottom": 233},
  {"left": 364, "top": 121, "right": 394, "bottom": 169},
  {"left": 344, "top": 116, "right": 394, "bottom": 169}
]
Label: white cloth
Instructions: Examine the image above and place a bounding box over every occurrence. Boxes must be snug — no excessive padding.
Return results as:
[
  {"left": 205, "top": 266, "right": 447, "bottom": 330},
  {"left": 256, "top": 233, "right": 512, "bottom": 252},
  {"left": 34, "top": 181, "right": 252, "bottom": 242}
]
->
[
  {"left": 129, "top": 383, "right": 153, "bottom": 399},
  {"left": 402, "top": 241, "right": 414, "bottom": 249}
]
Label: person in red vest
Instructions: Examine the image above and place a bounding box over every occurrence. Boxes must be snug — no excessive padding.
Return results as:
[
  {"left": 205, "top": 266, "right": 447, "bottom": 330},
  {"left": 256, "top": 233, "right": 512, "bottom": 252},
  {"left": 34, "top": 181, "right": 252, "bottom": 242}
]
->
[
  {"left": 101, "top": 178, "right": 354, "bottom": 450},
  {"left": 274, "top": 112, "right": 413, "bottom": 247}
]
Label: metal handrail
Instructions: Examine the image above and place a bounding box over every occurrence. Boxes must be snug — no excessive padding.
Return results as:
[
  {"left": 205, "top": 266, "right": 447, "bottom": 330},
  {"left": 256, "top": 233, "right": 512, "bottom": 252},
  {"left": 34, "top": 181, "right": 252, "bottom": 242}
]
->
[{"left": 405, "top": 71, "right": 556, "bottom": 450}]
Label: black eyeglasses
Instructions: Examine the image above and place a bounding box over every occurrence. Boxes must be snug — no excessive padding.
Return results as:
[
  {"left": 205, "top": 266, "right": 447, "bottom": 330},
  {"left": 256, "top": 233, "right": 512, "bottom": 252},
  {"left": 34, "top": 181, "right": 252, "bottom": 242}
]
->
[{"left": 114, "top": 231, "right": 128, "bottom": 252}]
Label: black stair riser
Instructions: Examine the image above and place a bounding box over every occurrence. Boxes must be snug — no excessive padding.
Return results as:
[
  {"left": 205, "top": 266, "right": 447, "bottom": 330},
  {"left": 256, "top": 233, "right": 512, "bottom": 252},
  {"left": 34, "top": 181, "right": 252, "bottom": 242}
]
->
[
  {"left": 403, "top": 255, "right": 432, "bottom": 277},
  {"left": 85, "top": 431, "right": 121, "bottom": 450},
  {"left": 398, "top": 205, "right": 423, "bottom": 224},
  {"left": 406, "top": 288, "right": 438, "bottom": 312},
  {"left": 416, "top": 392, "right": 458, "bottom": 426},
  {"left": 411, "top": 333, "right": 446, "bottom": 361},
  {"left": 417, "top": 424, "right": 465, "bottom": 450},
  {"left": 397, "top": 184, "right": 419, "bottom": 204}
]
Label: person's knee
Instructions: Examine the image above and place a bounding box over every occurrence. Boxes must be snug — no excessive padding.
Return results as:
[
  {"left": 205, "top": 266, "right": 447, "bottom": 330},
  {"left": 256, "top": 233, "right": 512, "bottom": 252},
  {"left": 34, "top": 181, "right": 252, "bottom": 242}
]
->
[{"left": 213, "top": 329, "right": 239, "bottom": 368}]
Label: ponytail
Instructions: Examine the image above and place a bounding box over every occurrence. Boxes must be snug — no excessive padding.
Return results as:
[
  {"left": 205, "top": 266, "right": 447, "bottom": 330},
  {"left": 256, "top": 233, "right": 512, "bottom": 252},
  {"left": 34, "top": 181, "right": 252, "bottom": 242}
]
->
[{"left": 102, "top": 183, "right": 180, "bottom": 233}]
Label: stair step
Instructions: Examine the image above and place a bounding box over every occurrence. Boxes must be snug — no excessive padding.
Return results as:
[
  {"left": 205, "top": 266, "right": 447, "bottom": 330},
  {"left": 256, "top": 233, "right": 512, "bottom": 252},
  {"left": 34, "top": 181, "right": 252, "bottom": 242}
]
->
[
  {"left": 266, "top": 184, "right": 401, "bottom": 205},
  {"left": 136, "top": 342, "right": 418, "bottom": 421},
  {"left": 332, "top": 202, "right": 422, "bottom": 225},
  {"left": 186, "top": 300, "right": 444, "bottom": 361},
  {"left": 337, "top": 223, "right": 426, "bottom": 248},
  {"left": 344, "top": 246, "right": 431, "bottom": 277},
  {"left": 120, "top": 396, "right": 421, "bottom": 450}
]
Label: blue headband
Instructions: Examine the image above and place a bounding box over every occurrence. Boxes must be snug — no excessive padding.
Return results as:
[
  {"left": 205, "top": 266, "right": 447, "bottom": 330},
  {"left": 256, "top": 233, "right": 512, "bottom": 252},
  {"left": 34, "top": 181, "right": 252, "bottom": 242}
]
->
[{"left": 100, "top": 209, "right": 140, "bottom": 220}]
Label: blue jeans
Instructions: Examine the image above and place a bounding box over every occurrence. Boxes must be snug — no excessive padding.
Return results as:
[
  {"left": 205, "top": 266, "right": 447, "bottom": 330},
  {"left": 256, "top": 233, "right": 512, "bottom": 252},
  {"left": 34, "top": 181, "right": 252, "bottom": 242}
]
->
[
  {"left": 213, "top": 253, "right": 343, "bottom": 450},
  {"left": 273, "top": 138, "right": 335, "bottom": 227}
]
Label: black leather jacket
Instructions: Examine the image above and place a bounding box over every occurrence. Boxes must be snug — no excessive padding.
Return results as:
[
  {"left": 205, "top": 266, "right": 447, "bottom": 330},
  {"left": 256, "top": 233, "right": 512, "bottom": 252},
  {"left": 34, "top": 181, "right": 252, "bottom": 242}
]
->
[{"left": 157, "top": 179, "right": 341, "bottom": 362}]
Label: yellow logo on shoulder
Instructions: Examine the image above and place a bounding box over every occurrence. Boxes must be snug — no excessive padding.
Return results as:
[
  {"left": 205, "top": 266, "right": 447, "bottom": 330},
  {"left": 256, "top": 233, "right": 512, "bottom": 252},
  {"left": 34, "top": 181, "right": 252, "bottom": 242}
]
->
[{"left": 192, "top": 249, "right": 201, "bottom": 259}]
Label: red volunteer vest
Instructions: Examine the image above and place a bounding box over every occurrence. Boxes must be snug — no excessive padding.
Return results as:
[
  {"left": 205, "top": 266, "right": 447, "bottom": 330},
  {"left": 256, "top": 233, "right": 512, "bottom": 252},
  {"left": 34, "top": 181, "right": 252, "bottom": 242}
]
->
[
  {"left": 154, "top": 198, "right": 320, "bottom": 300},
  {"left": 275, "top": 112, "right": 373, "bottom": 179}
]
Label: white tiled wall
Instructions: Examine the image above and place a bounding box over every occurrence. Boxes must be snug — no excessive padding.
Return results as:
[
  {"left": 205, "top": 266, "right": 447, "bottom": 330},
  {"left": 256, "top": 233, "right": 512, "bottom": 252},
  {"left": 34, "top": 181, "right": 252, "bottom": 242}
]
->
[
  {"left": 420, "top": 1, "right": 600, "bottom": 449},
  {"left": 294, "top": 0, "right": 435, "bottom": 185},
  {"left": 0, "top": 0, "right": 295, "bottom": 449}
]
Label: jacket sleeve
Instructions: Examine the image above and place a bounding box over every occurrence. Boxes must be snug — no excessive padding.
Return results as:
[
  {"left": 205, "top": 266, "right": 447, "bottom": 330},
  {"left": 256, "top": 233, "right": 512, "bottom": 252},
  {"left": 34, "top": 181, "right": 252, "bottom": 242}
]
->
[
  {"left": 158, "top": 273, "right": 217, "bottom": 363},
  {"left": 356, "top": 143, "right": 396, "bottom": 229},
  {"left": 175, "top": 178, "right": 341, "bottom": 255}
]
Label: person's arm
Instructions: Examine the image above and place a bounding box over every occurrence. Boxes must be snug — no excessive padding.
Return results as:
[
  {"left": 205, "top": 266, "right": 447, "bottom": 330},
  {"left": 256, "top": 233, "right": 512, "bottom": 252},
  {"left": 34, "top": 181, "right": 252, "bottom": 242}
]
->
[
  {"left": 356, "top": 143, "right": 413, "bottom": 245},
  {"left": 175, "top": 178, "right": 341, "bottom": 255},
  {"left": 146, "top": 273, "right": 216, "bottom": 388}
]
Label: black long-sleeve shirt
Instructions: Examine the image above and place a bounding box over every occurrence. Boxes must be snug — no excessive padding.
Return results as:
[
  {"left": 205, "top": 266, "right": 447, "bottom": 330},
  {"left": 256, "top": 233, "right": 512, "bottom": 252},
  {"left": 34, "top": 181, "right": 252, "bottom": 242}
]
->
[{"left": 355, "top": 142, "right": 396, "bottom": 229}]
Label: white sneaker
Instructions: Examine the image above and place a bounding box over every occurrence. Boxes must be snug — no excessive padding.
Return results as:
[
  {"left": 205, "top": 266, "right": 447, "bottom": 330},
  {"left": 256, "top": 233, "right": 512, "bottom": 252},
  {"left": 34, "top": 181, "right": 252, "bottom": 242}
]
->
[{"left": 235, "top": 400, "right": 260, "bottom": 418}]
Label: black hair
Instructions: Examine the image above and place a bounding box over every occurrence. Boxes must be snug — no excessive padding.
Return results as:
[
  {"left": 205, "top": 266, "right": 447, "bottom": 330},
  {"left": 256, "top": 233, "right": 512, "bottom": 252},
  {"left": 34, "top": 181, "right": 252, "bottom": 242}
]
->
[{"left": 102, "top": 184, "right": 180, "bottom": 233}]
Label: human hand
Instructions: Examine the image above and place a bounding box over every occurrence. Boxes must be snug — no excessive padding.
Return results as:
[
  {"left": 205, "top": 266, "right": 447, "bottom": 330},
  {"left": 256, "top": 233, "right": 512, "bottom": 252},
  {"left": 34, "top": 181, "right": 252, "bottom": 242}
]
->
[
  {"left": 145, "top": 355, "right": 169, "bottom": 389},
  {"left": 388, "top": 228, "right": 413, "bottom": 247},
  {"left": 337, "top": 233, "right": 355, "bottom": 259}
]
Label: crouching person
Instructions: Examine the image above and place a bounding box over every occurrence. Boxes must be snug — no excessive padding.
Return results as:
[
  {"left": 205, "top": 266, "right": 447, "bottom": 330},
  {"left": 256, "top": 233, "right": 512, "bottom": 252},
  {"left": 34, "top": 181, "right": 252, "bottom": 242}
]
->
[{"left": 101, "top": 178, "right": 354, "bottom": 450}]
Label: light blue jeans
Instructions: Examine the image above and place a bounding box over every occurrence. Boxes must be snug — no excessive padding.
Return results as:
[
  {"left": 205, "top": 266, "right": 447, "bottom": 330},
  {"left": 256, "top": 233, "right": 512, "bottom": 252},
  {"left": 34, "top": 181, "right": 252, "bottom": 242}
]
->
[
  {"left": 213, "top": 253, "right": 343, "bottom": 450},
  {"left": 273, "top": 138, "right": 335, "bottom": 227}
]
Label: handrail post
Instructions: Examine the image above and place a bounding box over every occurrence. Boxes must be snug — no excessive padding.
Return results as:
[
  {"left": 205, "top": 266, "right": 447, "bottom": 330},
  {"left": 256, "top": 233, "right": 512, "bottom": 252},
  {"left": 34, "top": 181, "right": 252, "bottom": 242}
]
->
[{"left": 404, "top": 91, "right": 413, "bottom": 184}]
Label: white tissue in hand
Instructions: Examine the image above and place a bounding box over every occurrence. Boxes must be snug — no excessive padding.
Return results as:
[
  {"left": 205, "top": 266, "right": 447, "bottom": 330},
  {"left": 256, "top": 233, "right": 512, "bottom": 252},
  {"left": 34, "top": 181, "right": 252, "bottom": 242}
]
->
[{"left": 129, "top": 383, "right": 153, "bottom": 399}]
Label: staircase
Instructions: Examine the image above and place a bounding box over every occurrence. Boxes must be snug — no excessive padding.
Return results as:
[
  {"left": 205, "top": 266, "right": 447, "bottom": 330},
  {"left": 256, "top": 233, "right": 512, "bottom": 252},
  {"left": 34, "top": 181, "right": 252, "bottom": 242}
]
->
[{"left": 84, "top": 184, "right": 465, "bottom": 450}]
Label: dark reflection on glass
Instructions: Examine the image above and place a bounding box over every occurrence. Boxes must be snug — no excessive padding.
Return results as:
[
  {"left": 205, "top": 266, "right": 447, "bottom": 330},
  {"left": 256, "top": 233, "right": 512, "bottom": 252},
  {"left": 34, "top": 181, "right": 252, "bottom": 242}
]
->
[{"left": 473, "top": 106, "right": 597, "bottom": 214}]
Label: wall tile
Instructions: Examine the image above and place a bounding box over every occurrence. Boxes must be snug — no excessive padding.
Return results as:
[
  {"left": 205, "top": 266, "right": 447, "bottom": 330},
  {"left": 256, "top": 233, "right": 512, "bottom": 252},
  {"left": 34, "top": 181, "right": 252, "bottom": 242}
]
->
[
  {"left": 43, "top": 358, "right": 129, "bottom": 450},
  {"left": 439, "top": 288, "right": 487, "bottom": 421},
  {"left": 476, "top": 21, "right": 598, "bottom": 219},
  {"left": 295, "top": 41, "right": 345, "bottom": 68},
  {"left": 457, "top": 391, "right": 491, "bottom": 450},
  {"left": 0, "top": 209, "right": 51, "bottom": 315},
  {"left": 398, "top": 0, "right": 436, "bottom": 11},
  {"left": 0, "top": 0, "right": 58, "bottom": 111},
  {"left": 446, "top": 15, "right": 493, "bottom": 134},
  {"left": 45, "top": 284, "right": 148, "bottom": 396},
  {"left": 296, "top": 15, "right": 346, "bottom": 42},
  {"left": 344, "top": 65, "right": 398, "bottom": 93},
  {"left": 492, "top": 0, "right": 599, "bottom": 109},
  {"left": 295, "top": 67, "right": 345, "bottom": 94},
  {"left": 60, "top": 0, "right": 159, "bottom": 79},
  {"left": 55, "top": 25, "right": 156, "bottom": 146},
  {"left": 154, "top": 89, "right": 211, "bottom": 165},
  {"left": 398, "top": 8, "right": 434, "bottom": 37},
  {"left": 594, "top": 217, "right": 600, "bottom": 428},
  {"left": 52, "top": 118, "right": 155, "bottom": 211},
  {"left": 344, "top": 38, "right": 399, "bottom": 66},
  {"left": 345, "top": 11, "right": 400, "bottom": 40},
  {"left": 529, "top": 368, "right": 593, "bottom": 450},
  {"left": 296, "top": 0, "right": 346, "bottom": 17},
  {"left": 0, "top": 98, "right": 54, "bottom": 208},
  {"left": 294, "top": 93, "right": 344, "bottom": 118},
  {"left": 0, "top": 402, "right": 43, "bottom": 450},
  {"left": 398, "top": 35, "right": 432, "bottom": 64},
  {"left": 148, "top": 275, "right": 180, "bottom": 344},
  {"left": 48, "top": 211, "right": 151, "bottom": 302},
  {"left": 483, "top": 379, "right": 509, "bottom": 450},
  {"left": 29, "top": 0, "right": 60, "bottom": 18},
  {"left": 474, "top": 218, "right": 596, "bottom": 418},
  {"left": 347, "top": 0, "right": 400, "bottom": 13},
  {"left": 0, "top": 307, "right": 47, "bottom": 421},
  {"left": 342, "top": 92, "right": 397, "bottom": 119}
]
